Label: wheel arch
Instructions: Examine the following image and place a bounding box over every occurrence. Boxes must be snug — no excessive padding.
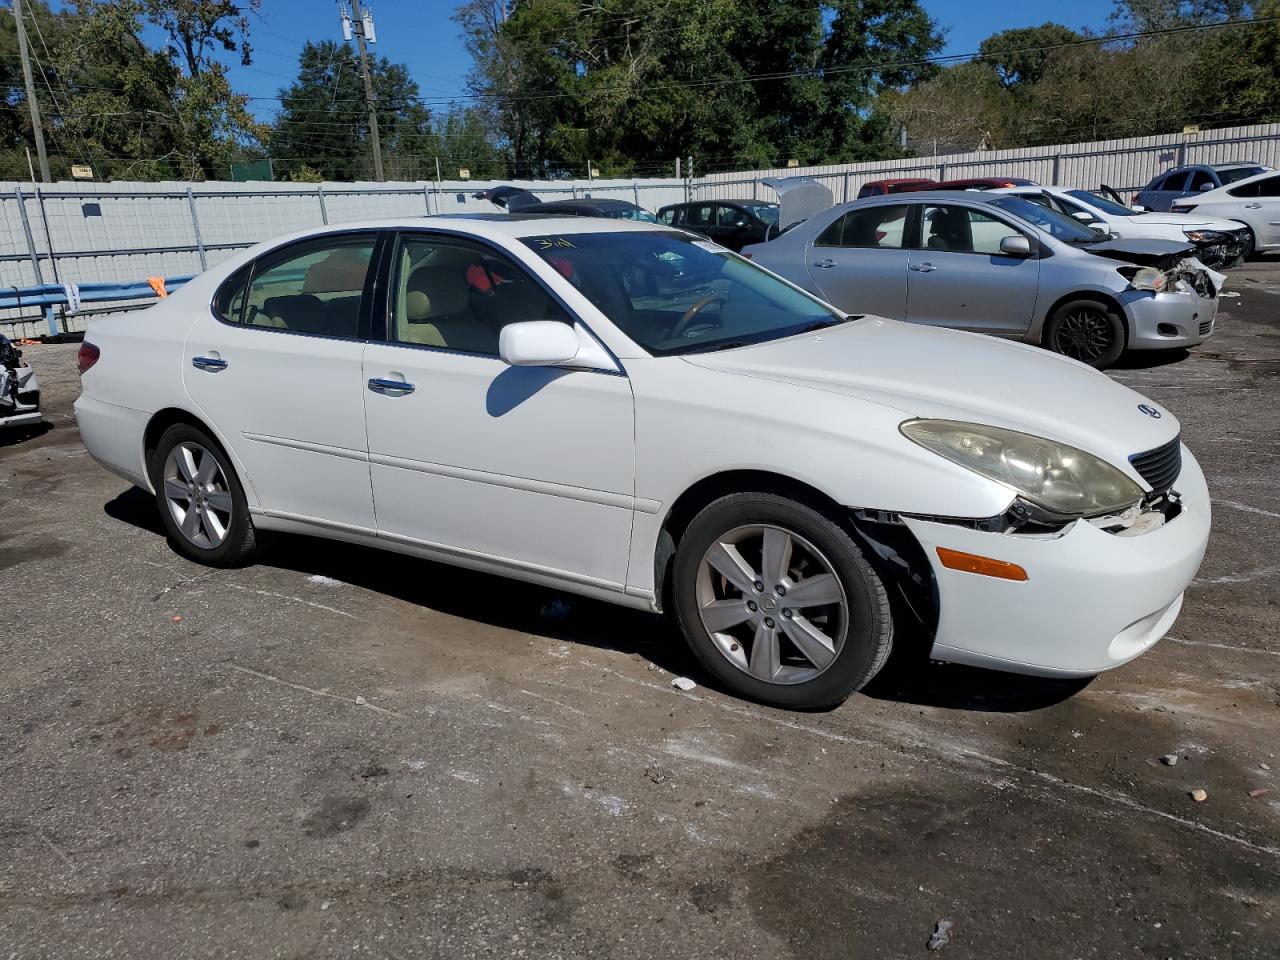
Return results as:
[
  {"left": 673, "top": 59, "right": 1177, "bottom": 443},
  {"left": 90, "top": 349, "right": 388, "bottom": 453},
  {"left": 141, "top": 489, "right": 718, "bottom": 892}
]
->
[
  {"left": 141, "top": 407, "right": 255, "bottom": 505},
  {"left": 652, "top": 470, "right": 938, "bottom": 648},
  {"left": 1039, "top": 289, "right": 1129, "bottom": 348}
]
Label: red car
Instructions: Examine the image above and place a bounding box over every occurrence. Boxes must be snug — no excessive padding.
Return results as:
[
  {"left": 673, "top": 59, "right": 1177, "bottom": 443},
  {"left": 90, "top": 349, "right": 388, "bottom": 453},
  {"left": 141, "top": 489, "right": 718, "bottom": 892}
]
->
[
  {"left": 856, "top": 177, "right": 936, "bottom": 198},
  {"left": 897, "top": 176, "right": 1038, "bottom": 193}
]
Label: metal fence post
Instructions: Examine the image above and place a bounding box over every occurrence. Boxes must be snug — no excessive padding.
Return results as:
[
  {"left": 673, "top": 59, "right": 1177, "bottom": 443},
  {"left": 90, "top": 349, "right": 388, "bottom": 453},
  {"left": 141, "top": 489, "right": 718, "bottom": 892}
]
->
[
  {"left": 316, "top": 184, "right": 329, "bottom": 224},
  {"left": 423, "top": 183, "right": 433, "bottom": 215},
  {"left": 186, "top": 187, "right": 208, "bottom": 272},
  {"left": 632, "top": 182, "right": 640, "bottom": 206},
  {"left": 32, "top": 186, "right": 61, "bottom": 335},
  {"left": 843, "top": 171, "right": 851, "bottom": 203},
  {"left": 13, "top": 185, "right": 43, "bottom": 285},
  {"left": 939, "top": 161, "right": 948, "bottom": 181},
  {"left": 1051, "top": 153, "right": 1061, "bottom": 186}
]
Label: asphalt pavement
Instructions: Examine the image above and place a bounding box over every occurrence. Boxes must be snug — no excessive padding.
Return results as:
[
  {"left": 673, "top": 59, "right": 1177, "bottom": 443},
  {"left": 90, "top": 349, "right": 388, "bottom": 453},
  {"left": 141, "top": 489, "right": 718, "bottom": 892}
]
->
[{"left": 2, "top": 264, "right": 1278, "bottom": 958}]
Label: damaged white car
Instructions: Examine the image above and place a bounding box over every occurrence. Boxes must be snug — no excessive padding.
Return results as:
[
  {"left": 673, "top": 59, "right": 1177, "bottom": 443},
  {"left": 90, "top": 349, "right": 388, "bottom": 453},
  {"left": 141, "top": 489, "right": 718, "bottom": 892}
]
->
[
  {"left": 0, "top": 333, "right": 41, "bottom": 431},
  {"left": 75, "top": 217, "right": 1210, "bottom": 709},
  {"left": 744, "top": 191, "right": 1223, "bottom": 369}
]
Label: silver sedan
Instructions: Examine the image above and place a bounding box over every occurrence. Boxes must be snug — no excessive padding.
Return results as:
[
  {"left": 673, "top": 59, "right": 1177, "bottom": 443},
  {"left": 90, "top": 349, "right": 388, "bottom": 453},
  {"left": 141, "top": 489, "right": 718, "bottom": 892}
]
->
[{"left": 742, "top": 191, "right": 1221, "bottom": 369}]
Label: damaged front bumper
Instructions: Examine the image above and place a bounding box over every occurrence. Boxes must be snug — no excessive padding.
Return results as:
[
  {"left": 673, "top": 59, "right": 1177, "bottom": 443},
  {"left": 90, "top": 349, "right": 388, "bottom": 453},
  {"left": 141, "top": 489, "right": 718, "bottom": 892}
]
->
[
  {"left": 1122, "top": 256, "right": 1223, "bottom": 350},
  {"left": 904, "top": 445, "right": 1210, "bottom": 678},
  {"left": 0, "top": 362, "right": 41, "bottom": 429}
]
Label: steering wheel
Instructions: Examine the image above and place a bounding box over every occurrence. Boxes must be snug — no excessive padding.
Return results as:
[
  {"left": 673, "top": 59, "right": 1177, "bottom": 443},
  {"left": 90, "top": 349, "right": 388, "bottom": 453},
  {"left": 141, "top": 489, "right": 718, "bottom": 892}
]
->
[{"left": 670, "top": 292, "right": 728, "bottom": 339}]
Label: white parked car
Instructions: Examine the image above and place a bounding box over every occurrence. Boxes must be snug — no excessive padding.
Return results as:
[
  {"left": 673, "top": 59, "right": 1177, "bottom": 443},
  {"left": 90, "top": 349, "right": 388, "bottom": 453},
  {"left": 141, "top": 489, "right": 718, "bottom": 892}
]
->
[
  {"left": 75, "top": 217, "right": 1210, "bottom": 708},
  {"left": 1171, "top": 169, "right": 1280, "bottom": 256},
  {"left": 993, "top": 186, "right": 1251, "bottom": 267}
]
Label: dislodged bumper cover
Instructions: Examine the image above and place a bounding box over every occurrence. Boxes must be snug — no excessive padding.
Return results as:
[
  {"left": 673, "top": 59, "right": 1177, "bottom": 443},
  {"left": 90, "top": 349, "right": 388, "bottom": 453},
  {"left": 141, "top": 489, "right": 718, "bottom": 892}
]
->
[{"left": 904, "top": 445, "right": 1210, "bottom": 678}]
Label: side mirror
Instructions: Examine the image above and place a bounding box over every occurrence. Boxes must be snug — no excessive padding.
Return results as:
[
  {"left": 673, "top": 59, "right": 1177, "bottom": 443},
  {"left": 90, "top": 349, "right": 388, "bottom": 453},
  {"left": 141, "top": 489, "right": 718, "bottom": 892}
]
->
[
  {"left": 1071, "top": 210, "right": 1096, "bottom": 222},
  {"left": 1198, "top": 182, "right": 1215, "bottom": 192},
  {"left": 999, "top": 235, "right": 1032, "bottom": 257},
  {"left": 499, "top": 321, "right": 580, "bottom": 367}
]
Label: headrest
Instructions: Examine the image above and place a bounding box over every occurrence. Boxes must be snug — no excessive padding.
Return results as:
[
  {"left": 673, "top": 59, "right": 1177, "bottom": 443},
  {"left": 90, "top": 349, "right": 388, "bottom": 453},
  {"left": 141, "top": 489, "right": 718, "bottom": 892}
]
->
[
  {"left": 304, "top": 248, "right": 369, "bottom": 293},
  {"left": 406, "top": 265, "right": 470, "bottom": 320}
]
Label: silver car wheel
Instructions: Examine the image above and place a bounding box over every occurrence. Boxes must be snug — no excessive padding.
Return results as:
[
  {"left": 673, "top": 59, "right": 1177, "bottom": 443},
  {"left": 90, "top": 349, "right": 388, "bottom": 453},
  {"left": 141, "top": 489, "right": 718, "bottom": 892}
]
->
[
  {"left": 695, "top": 524, "right": 848, "bottom": 685},
  {"left": 162, "top": 441, "right": 232, "bottom": 549}
]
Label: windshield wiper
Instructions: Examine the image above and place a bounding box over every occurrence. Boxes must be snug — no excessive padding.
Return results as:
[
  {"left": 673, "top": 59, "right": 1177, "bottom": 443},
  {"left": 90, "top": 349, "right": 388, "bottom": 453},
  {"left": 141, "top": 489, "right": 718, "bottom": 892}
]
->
[
  {"left": 681, "top": 340, "right": 751, "bottom": 354},
  {"left": 799, "top": 317, "right": 858, "bottom": 332}
]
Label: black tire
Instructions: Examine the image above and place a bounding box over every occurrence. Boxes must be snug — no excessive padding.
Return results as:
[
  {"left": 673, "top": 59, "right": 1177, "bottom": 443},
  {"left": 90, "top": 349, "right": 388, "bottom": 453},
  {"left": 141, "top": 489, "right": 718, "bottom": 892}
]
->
[
  {"left": 1239, "top": 226, "right": 1258, "bottom": 260},
  {"left": 671, "top": 492, "right": 893, "bottom": 709},
  {"left": 1043, "top": 298, "right": 1126, "bottom": 369},
  {"left": 149, "top": 422, "right": 261, "bottom": 567}
]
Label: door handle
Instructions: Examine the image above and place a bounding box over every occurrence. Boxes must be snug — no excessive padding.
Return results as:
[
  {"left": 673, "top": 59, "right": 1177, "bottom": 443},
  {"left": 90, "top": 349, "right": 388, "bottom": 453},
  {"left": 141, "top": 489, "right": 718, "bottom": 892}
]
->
[
  {"left": 910, "top": 262, "right": 937, "bottom": 273},
  {"left": 368, "top": 377, "right": 415, "bottom": 395},
  {"left": 192, "top": 356, "right": 227, "bottom": 371},
  {"left": 1244, "top": 203, "right": 1262, "bottom": 209},
  {"left": 812, "top": 258, "right": 837, "bottom": 268}
]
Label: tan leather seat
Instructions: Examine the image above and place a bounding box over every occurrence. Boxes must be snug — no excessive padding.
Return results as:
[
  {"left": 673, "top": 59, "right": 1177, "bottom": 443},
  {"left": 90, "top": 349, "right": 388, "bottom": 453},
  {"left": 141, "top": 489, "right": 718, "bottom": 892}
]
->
[{"left": 400, "top": 265, "right": 497, "bottom": 354}]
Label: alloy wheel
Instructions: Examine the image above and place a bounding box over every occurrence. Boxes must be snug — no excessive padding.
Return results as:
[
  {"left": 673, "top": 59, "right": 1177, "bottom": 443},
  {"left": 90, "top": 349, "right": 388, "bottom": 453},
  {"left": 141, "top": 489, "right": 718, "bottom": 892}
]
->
[
  {"left": 1054, "top": 308, "right": 1115, "bottom": 363},
  {"left": 695, "top": 524, "right": 848, "bottom": 685},
  {"left": 162, "top": 441, "right": 233, "bottom": 549}
]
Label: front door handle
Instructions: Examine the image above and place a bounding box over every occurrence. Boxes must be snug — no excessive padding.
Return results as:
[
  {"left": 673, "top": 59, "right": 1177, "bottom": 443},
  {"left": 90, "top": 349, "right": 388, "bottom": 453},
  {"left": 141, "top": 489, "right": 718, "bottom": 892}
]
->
[
  {"left": 910, "top": 262, "right": 937, "bottom": 273},
  {"left": 1244, "top": 203, "right": 1262, "bottom": 209},
  {"left": 368, "top": 377, "right": 415, "bottom": 395},
  {"left": 192, "top": 356, "right": 227, "bottom": 371},
  {"left": 812, "top": 258, "right": 837, "bottom": 268}
]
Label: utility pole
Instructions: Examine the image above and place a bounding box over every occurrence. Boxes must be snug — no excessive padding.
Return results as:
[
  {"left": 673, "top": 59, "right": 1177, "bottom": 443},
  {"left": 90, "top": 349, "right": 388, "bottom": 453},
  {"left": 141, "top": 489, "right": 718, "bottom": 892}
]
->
[
  {"left": 12, "top": 0, "right": 50, "bottom": 183},
  {"left": 342, "top": 0, "right": 384, "bottom": 182}
]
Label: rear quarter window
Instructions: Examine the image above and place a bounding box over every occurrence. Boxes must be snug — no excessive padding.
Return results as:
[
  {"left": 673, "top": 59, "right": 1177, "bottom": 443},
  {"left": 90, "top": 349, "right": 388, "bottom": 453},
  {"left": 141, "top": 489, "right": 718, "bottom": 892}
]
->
[{"left": 212, "top": 265, "right": 250, "bottom": 324}]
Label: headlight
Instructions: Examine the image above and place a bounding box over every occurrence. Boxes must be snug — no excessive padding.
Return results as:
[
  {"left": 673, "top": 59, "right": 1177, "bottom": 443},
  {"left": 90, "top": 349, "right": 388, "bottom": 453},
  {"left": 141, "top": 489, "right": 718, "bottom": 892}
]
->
[
  {"left": 1122, "top": 265, "right": 1168, "bottom": 292},
  {"left": 901, "top": 419, "right": 1145, "bottom": 517},
  {"left": 1183, "top": 229, "right": 1227, "bottom": 244}
]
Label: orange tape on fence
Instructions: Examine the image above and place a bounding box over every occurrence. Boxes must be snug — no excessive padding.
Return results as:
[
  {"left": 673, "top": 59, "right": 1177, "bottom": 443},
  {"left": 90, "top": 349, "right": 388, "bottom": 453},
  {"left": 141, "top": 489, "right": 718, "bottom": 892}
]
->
[{"left": 147, "top": 276, "right": 168, "bottom": 299}]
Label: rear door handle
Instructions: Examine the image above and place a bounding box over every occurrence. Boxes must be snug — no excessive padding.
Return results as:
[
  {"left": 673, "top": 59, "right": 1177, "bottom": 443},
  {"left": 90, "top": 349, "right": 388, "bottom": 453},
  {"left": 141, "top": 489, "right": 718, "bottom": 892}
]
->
[
  {"left": 812, "top": 258, "right": 837, "bottom": 268},
  {"left": 1244, "top": 203, "right": 1262, "bottom": 209},
  {"left": 909, "top": 262, "right": 937, "bottom": 273},
  {"left": 192, "top": 356, "right": 227, "bottom": 371},
  {"left": 368, "top": 378, "right": 415, "bottom": 395}
]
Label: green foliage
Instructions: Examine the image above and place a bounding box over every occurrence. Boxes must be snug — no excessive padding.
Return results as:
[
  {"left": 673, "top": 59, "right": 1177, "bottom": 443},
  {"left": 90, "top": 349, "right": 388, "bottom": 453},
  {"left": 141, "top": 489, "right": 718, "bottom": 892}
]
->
[{"left": 455, "top": 0, "right": 944, "bottom": 175}]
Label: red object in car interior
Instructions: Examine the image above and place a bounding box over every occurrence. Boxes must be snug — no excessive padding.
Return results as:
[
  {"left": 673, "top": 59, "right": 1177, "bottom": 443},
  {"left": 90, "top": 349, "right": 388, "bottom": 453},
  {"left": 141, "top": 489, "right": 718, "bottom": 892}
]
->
[{"left": 77, "top": 341, "right": 100, "bottom": 376}]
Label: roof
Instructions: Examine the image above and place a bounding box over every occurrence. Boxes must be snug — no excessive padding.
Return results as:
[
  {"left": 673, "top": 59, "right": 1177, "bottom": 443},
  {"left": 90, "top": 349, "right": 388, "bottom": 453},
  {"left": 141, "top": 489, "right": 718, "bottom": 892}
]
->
[
  {"left": 524, "top": 198, "right": 642, "bottom": 212},
  {"left": 658, "top": 198, "right": 777, "bottom": 208},
  {"left": 280, "top": 215, "right": 675, "bottom": 240}
]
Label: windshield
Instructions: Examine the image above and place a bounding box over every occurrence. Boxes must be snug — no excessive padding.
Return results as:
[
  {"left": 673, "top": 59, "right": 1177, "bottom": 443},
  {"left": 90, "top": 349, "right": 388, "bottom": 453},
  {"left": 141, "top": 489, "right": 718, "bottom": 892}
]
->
[
  {"left": 1218, "top": 166, "right": 1267, "bottom": 185},
  {"left": 522, "top": 231, "right": 845, "bottom": 356},
  {"left": 743, "top": 203, "right": 780, "bottom": 225},
  {"left": 611, "top": 207, "right": 662, "bottom": 223},
  {"left": 1066, "top": 190, "right": 1139, "bottom": 217},
  {"left": 985, "top": 195, "right": 1098, "bottom": 242}
]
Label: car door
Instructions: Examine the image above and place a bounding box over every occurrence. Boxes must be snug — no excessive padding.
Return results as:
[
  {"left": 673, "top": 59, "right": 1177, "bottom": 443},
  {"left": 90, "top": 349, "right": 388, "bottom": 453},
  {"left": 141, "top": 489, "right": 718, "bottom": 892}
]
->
[
  {"left": 715, "top": 204, "right": 755, "bottom": 251},
  {"left": 804, "top": 203, "right": 912, "bottom": 319},
  {"left": 184, "top": 231, "right": 383, "bottom": 530},
  {"left": 1156, "top": 171, "right": 1191, "bottom": 211},
  {"left": 681, "top": 202, "right": 716, "bottom": 241},
  {"left": 1228, "top": 174, "right": 1280, "bottom": 247},
  {"left": 905, "top": 203, "right": 1040, "bottom": 335},
  {"left": 361, "top": 231, "right": 636, "bottom": 587}
]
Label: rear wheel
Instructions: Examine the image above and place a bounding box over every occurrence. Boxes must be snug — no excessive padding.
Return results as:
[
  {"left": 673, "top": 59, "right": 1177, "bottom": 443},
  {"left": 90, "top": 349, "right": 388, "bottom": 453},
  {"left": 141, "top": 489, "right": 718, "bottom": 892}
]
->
[
  {"left": 150, "top": 423, "right": 260, "bottom": 567},
  {"left": 1044, "top": 298, "right": 1125, "bottom": 369},
  {"left": 672, "top": 493, "right": 893, "bottom": 709}
]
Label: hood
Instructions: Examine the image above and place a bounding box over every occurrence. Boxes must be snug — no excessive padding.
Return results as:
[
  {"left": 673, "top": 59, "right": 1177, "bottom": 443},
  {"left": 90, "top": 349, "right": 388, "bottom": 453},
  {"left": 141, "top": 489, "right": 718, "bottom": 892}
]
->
[
  {"left": 1081, "top": 237, "right": 1195, "bottom": 268},
  {"left": 761, "top": 176, "right": 833, "bottom": 231},
  {"left": 682, "top": 318, "right": 1179, "bottom": 471}
]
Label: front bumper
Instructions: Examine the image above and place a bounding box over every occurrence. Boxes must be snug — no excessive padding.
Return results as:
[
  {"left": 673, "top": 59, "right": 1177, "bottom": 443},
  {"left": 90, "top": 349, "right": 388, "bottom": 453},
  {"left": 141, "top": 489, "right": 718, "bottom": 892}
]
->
[
  {"left": 904, "top": 446, "right": 1210, "bottom": 678},
  {"left": 1123, "top": 287, "right": 1217, "bottom": 350}
]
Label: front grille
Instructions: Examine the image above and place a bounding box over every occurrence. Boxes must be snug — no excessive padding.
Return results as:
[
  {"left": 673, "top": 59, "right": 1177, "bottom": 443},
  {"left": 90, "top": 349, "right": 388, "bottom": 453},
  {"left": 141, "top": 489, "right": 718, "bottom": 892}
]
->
[
  {"left": 1130, "top": 435, "right": 1182, "bottom": 496},
  {"left": 1199, "top": 317, "right": 1214, "bottom": 336}
]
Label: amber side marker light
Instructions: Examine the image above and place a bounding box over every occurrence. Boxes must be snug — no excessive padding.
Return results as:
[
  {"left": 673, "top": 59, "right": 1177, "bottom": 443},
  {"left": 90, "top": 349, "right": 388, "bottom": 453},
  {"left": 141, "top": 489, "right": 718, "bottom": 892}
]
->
[{"left": 936, "top": 547, "right": 1028, "bottom": 582}]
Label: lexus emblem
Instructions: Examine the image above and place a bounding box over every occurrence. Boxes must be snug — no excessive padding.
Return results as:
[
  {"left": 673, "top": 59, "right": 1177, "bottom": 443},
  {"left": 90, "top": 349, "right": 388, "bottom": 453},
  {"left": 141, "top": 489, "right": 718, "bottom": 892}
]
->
[{"left": 1138, "top": 404, "right": 1161, "bottom": 419}]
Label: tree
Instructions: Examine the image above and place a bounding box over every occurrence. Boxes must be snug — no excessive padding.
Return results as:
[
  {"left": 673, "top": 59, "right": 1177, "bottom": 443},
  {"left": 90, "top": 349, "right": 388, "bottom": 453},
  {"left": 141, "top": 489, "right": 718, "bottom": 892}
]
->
[
  {"left": 271, "top": 40, "right": 434, "bottom": 181},
  {"left": 455, "top": 0, "right": 943, "bottom": 175},
  {"left": 978, "top": 23, "right": 1083, "bottom": 88}
]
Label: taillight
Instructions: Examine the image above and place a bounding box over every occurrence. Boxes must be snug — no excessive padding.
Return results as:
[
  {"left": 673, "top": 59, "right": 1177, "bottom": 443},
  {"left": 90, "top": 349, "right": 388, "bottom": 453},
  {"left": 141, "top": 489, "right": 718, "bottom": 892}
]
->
[
  {"left": 77, "top": 341, "right": 100, "bottom": 375},
  {"left": 1172, "top": 204, "right": 1197, "bottom": 214}
]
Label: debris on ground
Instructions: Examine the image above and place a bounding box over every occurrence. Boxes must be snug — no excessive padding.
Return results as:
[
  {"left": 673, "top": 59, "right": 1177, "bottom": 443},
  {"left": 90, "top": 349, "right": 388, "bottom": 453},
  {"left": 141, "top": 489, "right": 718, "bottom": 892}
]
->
[
  {"left": 171, "top": 615, "right": 183, "bottom": 623},
  {"left": 1190, "top": 789, "right": 1208, "bottom": 802},
  {"left": 1261, "top": 762, "right": 1271, "bottom": 771},
  {"left": 1248, "top": 788, "right": 1271, "bottom": 798},
  {"left": 359, "top": 764, "right": 389, "bottom": 780},
  {"left": 671, "top": 676, "right": 697, "bottom": 692},
  {"left": 927, "top": 919, "right": 953, "bottom": 951},
  {"left": 644, "top": 763, "right": 670, "bottom": 785},
  {"left": 354, "top": 696, "right": 368, "bottom": 706},
  {"left": 1220, "top": 291, "right": 1241, "bottom": 298},
  {"left": 539, "top": 599, "right": 572, "bottom": 620},
  {"left": 1160, "top": 754, "right": 1178, "bottom": 766}
]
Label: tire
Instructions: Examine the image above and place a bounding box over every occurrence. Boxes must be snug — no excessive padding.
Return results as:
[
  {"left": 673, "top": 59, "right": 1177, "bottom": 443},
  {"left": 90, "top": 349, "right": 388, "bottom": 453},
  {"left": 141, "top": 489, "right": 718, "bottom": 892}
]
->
[
  {"left": 149, "top": 422, "right": 261, "bottom": 567},
  {"left": 671, "top": 492, "right": 893, "bottom": 709},
  {"left": 1239, "top": 226, "right": 1257, "bottom": 260},
  {"left": 1043, "top": 298, "right": 1125, "bottom": 370}
]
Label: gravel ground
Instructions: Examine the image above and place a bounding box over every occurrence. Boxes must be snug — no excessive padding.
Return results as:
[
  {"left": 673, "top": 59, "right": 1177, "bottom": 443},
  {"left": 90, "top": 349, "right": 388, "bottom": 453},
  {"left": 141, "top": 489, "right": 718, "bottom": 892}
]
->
[{"left": 2, "top": 264, "right": 1278, "bottom": 959}]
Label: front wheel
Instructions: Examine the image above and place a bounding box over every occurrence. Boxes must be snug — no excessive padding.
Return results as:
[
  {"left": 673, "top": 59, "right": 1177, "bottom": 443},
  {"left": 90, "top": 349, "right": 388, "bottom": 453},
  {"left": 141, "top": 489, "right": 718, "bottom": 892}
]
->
[
  {"left": 150, "top": 423, "right": 261, "bottom": 567},
  {"left": 1044, "top": 298, "right": 1125, "bottom": 369},
  {"left": 671, "top": 493, "right": 893, "bottom": 709}
]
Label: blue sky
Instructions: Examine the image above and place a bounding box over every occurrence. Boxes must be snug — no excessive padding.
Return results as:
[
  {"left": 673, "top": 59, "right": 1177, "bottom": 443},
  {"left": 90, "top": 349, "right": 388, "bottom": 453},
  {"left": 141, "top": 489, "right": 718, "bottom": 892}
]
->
[{"left": 224, "top": 0, "right": 1119, "bottom": 120}]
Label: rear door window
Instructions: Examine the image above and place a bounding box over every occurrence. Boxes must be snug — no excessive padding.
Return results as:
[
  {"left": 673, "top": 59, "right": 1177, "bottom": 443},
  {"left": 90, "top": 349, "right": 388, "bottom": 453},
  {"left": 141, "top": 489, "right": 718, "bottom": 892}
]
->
[
  {"left": 1188, "top": 169, "right": 1216, "bottom": 191},
  {"left": 684, "top": 204, "right": 715, "bottom": 228},
  {"left": 1162, "top": 171, "right": 1191, "bottom": 192},
  {"left": 815, "top": 205, "right": 910, "bottom": 248},
  {"left": 242, "top": 236, "right": 377, "bottom": 338},
  {"left": 1229, "top": 174, "right": 1280, "bottom": 198}
]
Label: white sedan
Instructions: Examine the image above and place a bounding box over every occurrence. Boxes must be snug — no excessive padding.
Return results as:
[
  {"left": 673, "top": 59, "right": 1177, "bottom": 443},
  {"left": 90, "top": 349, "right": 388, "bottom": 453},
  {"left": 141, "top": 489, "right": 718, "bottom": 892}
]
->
[
  {"left": 1171, "top": 168, "right": 1280, "bottom": 256},
  {"left": 75, "top": 217, "right": 1210, "bottom": 709},
  {"left": 994, "top": 185, "right": 1251, "bottom": 266}
]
